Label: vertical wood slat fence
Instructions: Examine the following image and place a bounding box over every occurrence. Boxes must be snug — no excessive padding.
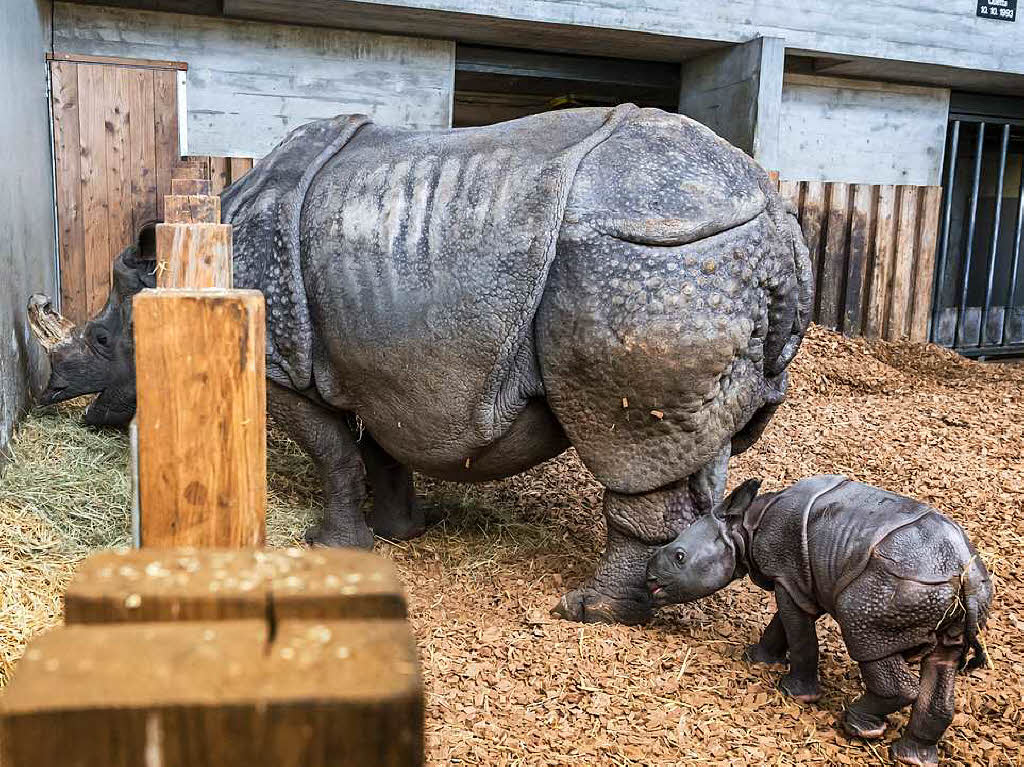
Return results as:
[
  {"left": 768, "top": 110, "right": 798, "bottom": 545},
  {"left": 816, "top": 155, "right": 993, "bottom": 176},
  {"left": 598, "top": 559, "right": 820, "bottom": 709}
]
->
[
  {"left": 772, "top": 179, "right": 943, "bottom": 343},
  {"left": 49, "top": 56, "right": 181, "bottom": 322}
]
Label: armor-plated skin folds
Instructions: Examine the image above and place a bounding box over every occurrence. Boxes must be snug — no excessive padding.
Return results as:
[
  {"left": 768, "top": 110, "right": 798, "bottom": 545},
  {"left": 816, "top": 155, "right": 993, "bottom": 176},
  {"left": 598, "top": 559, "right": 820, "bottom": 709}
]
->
[
  {"left": 647, "top": 476, "right": 993, "bottom": 766},
  {"left": 31, "top": 106, "right": 812, "bottom": 625}
]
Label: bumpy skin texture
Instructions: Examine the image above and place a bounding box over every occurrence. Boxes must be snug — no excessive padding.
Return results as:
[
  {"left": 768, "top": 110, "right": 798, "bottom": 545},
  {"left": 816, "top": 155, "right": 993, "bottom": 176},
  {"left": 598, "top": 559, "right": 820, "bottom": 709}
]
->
[
  {"left": 35, "top": 106, "right": 812, "bottom": 624},
  {"left": 648, "top": 476, "right": 993, "bottom": 765}
]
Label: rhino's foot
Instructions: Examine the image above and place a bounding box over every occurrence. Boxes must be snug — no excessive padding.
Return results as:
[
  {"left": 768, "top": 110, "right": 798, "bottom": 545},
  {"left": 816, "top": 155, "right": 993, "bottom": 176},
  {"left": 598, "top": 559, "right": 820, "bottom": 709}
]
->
[
  {"left": 843, "top": 709, "right": 888, "bottom": 740},
  {"left": 744, "top": 643, "right": 788, "bottom": 665},
  {"left": 891, "top": 737, "right": 938, "bottom": 767},
  {"left": 305, "top": 522, "right": 374, "bottom": 550},
  {"left": 780, "top": 672, "right": 822, "bottom": 703},
  {"left": 551, "top": 587, "right": 653, "bottom": 625}
]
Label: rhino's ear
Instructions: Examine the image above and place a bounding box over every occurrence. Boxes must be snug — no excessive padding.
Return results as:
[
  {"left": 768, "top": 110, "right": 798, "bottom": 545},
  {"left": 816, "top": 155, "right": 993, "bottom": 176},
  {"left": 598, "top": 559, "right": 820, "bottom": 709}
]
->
[{"left": 720, "top": 478, "right": 762, "bottom": 518}]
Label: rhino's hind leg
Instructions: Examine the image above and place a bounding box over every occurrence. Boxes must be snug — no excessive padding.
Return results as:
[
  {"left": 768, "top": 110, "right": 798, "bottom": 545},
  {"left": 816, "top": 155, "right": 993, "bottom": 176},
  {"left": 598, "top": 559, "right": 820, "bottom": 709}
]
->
[
  {"left": 552, "top": 481, "right": 698, "bottom": 625},
  {"left": 360, "top": 435, "right": 426, "bottom": 541},
  {"left": 844, "top": 655, "right": 918, "bottom": 740},
  {"left": 892, "top": 642, "right": 961, "bottom": 767},
  {"left": 268, "top": 382, "right": 374, "bottom": 549}
]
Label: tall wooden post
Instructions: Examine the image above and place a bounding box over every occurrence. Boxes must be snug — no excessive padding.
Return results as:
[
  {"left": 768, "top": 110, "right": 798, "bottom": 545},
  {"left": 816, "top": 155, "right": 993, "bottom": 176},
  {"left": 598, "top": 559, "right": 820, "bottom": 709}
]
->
[
  {"left": 133, "top": 290, "right": 266, "bottom": 547},
  {"left": 157, "top": 170, "right": 231, "bottom": 288}
]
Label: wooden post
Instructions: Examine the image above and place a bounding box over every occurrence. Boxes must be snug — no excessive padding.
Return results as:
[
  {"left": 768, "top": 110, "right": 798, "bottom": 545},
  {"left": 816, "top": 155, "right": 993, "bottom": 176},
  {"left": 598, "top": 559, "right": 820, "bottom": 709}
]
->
[
  {"left": 133, "top": 290, "right": 266, "bottom": 547},
  {"left": 64, "top": 548, "right": 408, "bottom": 624},
  {"left": 2, "top": 549, "right": 423, "bottom": 766},
  {"left": 0, "top": 620, "right": 423, "bottom": 767}
]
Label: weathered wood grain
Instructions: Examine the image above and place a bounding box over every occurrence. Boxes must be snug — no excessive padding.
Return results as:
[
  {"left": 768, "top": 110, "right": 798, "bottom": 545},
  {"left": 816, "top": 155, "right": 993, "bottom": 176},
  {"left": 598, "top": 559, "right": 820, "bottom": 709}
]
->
[
  {"left": 230, "top": 156, "right": 254, "bottom": 183},
  {"left": 0, "top": 619, "right": 423, "bottom": 767},
  {"left": 842, "top": 184, "right": 875, "bottom": 336},
  {"left": 210, "top": 155, "right": 231, "bottom": 195},
  {"left": 134, "top": 290, "right": 265, "bottom": 548},
  {"left": 864, "top": 184, "right": 898, "bottom": 339},
  {"left": 818, "top": 182, "right": 850, "bottom": 329},
  {"left": 126, "top": 67, "right": 159, "bottom": 231},
  {"left": 164, "top": 195, "right": 221, "bottom": 224},
  {"left": 64, "top": 548, "right": 407, "bottom": 624},
  {"left": 153, "top": 67, "right": 179, "bottom": 220},
  {"left": 777, "top": 179, "right": 802, "bottom": 214},
  {"left": 77, "top": 64, "right": 112, "bottom": 318},
  {"left": 172, "top": 164, "right": 205, "bottom": 180},
  {"left": 910, "top": 185, "right": 943, "bottom": 343},
  {"left": 103, "top": 66, "right": 134, "bottom": 260},
  {"left": 799, "top": 181, "right": 828, "bottom": 313},
  {"left": 155, "top": 223, "right": 232, "bottom": 288},
  {"left": 887, "top": 185, "right": 920, "bottom": 341},
  {"left": 171, "top": 178, "right": 213, "bottom": 195},
  {"left": 50, "top": 61, "right": 88, "bottom": 323}
]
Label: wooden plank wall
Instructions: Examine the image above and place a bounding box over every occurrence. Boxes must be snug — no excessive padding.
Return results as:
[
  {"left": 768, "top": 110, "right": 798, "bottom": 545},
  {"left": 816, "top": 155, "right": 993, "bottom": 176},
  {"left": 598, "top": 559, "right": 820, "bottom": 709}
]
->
[
  {"left": 774, "top": 179, "right": 943, "bottom": 343},
  {"left": 50, "top": 59, "right": 179, "bottom": 323},
  {"left": 184, "top": 155, "right": 255, "bottom": 194}
]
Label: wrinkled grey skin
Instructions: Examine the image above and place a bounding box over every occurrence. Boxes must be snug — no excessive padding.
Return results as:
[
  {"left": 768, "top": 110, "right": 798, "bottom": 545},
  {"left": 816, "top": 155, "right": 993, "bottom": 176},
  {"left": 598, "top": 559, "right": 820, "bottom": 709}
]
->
[
  {"left": 647, "top": 476, "right": 993, "bottom": 766},
  {"left": 34, "top": 106, "right": 812, "bottom": 625}
]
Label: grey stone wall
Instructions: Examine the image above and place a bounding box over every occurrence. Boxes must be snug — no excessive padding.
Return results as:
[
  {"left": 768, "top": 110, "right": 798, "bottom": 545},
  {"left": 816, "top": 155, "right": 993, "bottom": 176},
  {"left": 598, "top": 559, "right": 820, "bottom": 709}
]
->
[
  {"left": 54, "top": 3, "right": 456, "bottom": 158},
  {"left": 0, "top": 0, "right": 57, "bottom": 457}
]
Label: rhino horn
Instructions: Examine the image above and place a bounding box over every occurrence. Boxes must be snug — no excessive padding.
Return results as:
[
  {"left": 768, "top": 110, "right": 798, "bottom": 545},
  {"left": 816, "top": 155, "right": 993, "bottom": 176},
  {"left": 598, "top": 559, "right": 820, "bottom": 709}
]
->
[{"left": 27, "top": 294, "right": 75, "bottom": 352}]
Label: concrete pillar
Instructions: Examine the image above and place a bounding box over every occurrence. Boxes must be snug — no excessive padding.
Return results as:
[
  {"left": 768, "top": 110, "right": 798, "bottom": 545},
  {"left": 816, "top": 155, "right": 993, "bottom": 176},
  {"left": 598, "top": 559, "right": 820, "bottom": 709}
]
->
[{"left": 678, "top": 36, "right": 784, "bottom": 170}]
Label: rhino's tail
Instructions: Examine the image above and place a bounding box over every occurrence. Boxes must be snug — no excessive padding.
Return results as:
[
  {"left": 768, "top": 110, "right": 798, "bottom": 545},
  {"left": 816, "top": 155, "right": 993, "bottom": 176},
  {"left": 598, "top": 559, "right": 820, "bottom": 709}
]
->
[{"left": 959, "top": 557, "right": 994, "bottom": 673}]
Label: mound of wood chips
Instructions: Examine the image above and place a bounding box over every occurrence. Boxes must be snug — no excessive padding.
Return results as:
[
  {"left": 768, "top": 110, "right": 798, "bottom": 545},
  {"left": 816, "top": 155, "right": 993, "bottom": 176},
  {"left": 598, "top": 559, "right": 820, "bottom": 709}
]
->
[{"left": 1, "top": 325, "right": 1021, "bottom": 765}]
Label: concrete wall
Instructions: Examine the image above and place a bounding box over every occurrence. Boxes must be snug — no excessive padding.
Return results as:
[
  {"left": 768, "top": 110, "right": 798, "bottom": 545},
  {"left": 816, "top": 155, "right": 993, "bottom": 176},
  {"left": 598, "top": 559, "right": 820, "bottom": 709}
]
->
[
  {"left": 227, "top": 0, "right": 1024, "bottom": 82},
  {"left": 54, "top": 3, "right": 456, "bottom": 158},
  {"left": 678, "top": 37, "right": 783, "bottom": 170},
  {"left": 777, "top": 74, "right": 950, "bottom": 186},
  {"left": 0, "top": 0, "right": 57, "bottom": 456}
]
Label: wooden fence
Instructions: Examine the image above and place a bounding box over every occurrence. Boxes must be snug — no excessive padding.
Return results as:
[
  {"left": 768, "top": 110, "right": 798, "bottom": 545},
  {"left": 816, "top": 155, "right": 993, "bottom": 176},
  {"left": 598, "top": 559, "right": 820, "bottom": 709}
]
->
[
  {"left": 185, "top": 155, "right": 255, "bottom": 195},
  {"left": 774, "top": 179, "right": 943, "bottom": 343}
]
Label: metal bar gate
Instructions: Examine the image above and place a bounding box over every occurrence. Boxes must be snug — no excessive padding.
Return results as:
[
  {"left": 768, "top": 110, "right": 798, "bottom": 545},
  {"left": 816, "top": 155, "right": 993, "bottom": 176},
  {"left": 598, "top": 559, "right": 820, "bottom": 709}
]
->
[{"left": 931, "top": 112, "right": 1024, "bottom": 358}]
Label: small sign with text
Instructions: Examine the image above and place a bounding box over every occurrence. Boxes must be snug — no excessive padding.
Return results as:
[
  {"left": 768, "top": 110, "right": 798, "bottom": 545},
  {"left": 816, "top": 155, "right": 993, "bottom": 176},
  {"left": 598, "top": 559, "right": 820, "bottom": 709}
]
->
[{"left": 977, "top": 0, "right": 1016, "bottom": 21}]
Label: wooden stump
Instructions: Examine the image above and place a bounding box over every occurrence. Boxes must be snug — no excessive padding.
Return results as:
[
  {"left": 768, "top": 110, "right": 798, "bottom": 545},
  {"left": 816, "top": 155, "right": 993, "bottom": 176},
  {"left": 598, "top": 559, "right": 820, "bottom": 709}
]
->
[
  {"left": 0, "top": 620, "right": 423, "bottom": 767},
  {"left": 2, "top": 549, "right": 422, "bottom": 766},
  {"left": 64, "top": 548, "right": 407, "bottom": 624},
  {"left": 164, "top": 194, "right": 220, "bottom": 225},
  {"left": 155, "top": 223, "right": 232, "bottom": 288},
  {"left": 133, "top": 290, "right": 265, "bottom": 548}
]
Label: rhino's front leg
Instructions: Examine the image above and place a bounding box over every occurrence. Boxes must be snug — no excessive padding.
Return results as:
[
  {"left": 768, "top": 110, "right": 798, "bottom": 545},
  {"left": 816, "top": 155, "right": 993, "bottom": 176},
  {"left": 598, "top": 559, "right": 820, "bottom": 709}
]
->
[
  {"left": 744, "top": 612, "right": 789, "bottom": 664},
  {"left": 552, "top": 480, "right": 699, "bottom": 625},
  {"left": 268, "top": 382, "right": 374, "bottom": 549},
  {"left": 775, "top": 587, "right": 823, "bottom": 702}
]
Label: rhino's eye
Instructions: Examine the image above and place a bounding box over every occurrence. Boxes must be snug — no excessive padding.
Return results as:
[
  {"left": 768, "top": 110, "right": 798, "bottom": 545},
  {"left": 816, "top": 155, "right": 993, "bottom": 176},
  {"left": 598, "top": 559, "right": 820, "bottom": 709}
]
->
[
  {"left": 674, "top": 549, "right": 686, "bottom": 564},
  {"left": 95, "top": 333, "right": 108, "bottom": 347}
]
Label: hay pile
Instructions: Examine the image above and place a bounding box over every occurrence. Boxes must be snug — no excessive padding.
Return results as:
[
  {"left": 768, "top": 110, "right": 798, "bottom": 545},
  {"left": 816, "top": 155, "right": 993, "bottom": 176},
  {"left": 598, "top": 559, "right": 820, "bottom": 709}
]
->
[{"left": 1, "top": 325, "right": 1021, "bottom": 765}]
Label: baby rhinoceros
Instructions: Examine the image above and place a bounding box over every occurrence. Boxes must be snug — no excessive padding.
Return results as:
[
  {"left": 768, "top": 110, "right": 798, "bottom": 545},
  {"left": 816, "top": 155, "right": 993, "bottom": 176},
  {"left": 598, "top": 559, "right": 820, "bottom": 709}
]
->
[{"left": 646, "top": 475, "right": 992, "bottom": 767}]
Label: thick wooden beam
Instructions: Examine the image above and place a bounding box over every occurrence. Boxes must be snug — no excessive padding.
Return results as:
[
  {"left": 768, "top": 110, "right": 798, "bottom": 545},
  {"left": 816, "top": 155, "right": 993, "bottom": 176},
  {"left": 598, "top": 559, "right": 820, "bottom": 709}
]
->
[
  {"left": 155, "top": 223, "right": 232, "bottom": 288},
  {"left": 171, "top": 177, "right": 212, "bottom": 195},
  {"left": 64, "top": 547, "right": 407, "bottom": 624},
  {"left": 0, "top": 619, "right": 423, "bottom": 767},
  {"left": 163, "top": 194, "right": 221, "bottom": 224},
  {"left": 133, "top": 290, "right": 266, "bottom": 548}
]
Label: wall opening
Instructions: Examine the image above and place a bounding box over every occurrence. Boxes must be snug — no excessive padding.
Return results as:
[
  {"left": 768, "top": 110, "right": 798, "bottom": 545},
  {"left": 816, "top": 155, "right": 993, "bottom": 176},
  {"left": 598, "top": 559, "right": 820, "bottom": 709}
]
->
[{"left": 453, "top": 45, "right": 679, "bottom": 128}]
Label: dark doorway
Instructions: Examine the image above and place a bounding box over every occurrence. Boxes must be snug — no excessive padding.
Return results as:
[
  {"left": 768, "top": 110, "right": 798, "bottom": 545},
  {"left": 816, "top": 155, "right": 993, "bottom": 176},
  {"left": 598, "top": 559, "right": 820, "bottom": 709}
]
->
[{"left": 453, "top": 45, "right": 680, "bottom": 128}]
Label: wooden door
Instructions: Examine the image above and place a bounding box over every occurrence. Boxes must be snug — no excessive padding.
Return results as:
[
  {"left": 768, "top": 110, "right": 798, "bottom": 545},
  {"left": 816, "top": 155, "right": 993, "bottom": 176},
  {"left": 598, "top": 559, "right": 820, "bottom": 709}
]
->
[{"left": 49, "top": 54, "right": 184, "bottom": 323}]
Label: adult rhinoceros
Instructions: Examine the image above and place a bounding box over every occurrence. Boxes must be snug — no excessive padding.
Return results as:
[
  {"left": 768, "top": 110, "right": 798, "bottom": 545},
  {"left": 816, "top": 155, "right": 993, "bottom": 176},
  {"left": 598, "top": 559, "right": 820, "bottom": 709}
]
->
[{"left": 31, "top": 105, "right": 812, "bottom": 624}]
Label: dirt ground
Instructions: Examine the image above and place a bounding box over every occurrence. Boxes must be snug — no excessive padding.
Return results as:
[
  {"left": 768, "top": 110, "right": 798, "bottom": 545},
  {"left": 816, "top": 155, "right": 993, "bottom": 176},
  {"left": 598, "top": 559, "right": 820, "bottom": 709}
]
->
[{"left": 1, "top": 325, "right": 1022, "bottom": 765}]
